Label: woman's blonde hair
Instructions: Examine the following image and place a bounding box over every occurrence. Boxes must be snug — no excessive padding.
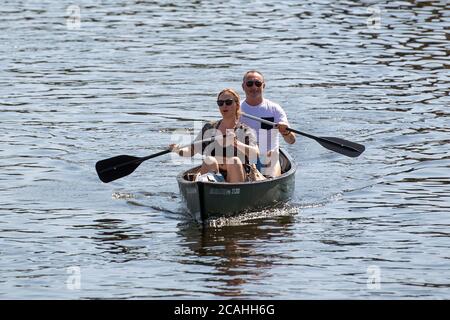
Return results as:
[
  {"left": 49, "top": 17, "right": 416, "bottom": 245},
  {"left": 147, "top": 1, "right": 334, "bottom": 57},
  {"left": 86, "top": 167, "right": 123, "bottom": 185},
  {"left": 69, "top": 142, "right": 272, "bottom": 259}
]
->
[{"left": 217, "top": 88, "right": 241, "bottom": 120}]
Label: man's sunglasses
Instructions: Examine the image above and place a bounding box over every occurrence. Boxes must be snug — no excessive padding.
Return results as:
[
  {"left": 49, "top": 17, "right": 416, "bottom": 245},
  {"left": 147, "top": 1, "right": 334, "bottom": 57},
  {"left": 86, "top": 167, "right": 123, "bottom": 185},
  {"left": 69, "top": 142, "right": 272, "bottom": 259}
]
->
[
  {"left": 246, "top": 80, "right": 263, "bottom": 87},
  {"left": 217, "top": 99, "right": 235, "bottom": 107}
]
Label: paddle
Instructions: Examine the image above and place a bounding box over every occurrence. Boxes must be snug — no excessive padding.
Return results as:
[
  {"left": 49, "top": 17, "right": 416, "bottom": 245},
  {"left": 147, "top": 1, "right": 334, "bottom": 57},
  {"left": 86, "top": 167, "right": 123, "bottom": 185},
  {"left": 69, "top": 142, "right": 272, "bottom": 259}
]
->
[
  {"left": 95, "top": 137, "right": 215, "bottom": 183},
  {"left": 241, "top": 112, "right": 365, "bottom": 158}
]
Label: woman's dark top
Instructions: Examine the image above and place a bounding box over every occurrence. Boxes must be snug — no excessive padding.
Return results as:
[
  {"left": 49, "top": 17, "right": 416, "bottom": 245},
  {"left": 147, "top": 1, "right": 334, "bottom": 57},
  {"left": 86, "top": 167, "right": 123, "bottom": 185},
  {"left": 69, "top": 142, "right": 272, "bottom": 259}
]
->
[{"left": 193, "top": 120, "right": 258, "bottom": 166}]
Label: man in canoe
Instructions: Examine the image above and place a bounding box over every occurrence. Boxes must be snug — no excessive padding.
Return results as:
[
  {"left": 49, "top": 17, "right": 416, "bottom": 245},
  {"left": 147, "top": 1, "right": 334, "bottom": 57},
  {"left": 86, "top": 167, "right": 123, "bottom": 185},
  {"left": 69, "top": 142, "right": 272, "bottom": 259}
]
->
[
  {"left": 169, "top": 88, "right": 261, "bottom": 183},
  {"left": 240, "top": 70, "right": 296, "bottom": 177}
]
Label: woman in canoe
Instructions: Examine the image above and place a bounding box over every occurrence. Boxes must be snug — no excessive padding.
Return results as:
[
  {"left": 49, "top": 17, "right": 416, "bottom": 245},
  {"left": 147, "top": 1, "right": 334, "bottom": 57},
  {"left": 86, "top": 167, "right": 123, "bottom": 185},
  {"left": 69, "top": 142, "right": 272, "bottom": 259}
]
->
[{"left": 169, "top": 88, "right": 261, "bottom": 183}]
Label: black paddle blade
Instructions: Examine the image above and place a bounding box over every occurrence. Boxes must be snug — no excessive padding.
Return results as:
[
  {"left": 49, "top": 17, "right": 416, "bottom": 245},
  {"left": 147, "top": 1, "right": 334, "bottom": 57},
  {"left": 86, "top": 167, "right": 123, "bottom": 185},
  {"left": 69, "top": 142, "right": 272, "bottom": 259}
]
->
[
  {"left": 316, "top": 137, "right": 365, "bottom": 158},
  {"left": 95, "top": 155, "right": 142, "bottom": 183}
]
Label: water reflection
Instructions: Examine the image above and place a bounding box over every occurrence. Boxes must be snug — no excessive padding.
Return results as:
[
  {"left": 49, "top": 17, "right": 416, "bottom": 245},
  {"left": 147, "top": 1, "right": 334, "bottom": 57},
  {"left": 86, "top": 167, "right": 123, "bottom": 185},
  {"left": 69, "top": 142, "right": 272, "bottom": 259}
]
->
[
  {"left": 72, "top": 218, "right": 147, "bottom": 263},
  {"left": 1, "top": 0, "right": 449, "bottom": 299},
  {"left": 178, "top": 214, "right": 295, "bottom": 297}
]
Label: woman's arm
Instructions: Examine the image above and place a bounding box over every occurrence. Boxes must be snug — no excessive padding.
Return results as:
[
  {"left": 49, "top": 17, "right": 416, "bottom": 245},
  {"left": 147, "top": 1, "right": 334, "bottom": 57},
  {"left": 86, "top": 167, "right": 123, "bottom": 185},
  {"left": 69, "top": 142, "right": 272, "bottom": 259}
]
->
[
  {"left": 169, "top": 122, "right": 215, "bottom": 157},
  {"left": 232, "top": 126, "right": 260, "bottom": 160},
  {"left": 234, "top": 139, "right": 259, "bottom": 159},
  {"left": 169, "top": 144, "right": 195, "bottom": 157}
]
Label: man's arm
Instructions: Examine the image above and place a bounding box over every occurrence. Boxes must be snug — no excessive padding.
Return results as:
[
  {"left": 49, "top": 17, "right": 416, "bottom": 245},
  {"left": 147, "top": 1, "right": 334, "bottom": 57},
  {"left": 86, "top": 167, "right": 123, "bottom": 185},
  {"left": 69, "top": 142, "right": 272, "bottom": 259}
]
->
[
  {"left": 277, "top": 122, "right": 296, "bottom": 144},
  {"left": 275, "top": 105, "right": 296, "bottom": 144}
]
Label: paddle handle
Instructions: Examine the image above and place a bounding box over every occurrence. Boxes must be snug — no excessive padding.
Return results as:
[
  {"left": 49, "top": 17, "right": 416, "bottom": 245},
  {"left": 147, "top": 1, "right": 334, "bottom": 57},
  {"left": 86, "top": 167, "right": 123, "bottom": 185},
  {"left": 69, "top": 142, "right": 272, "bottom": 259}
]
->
[
  {"left": 149, "top": 136, "right": 219, "bottom": 159},
  {"left": 141, "top": 149, "right": 172, "bottom": 162},
  {"left": 241, "top": 112, "right": 311, "bottom": 138}
]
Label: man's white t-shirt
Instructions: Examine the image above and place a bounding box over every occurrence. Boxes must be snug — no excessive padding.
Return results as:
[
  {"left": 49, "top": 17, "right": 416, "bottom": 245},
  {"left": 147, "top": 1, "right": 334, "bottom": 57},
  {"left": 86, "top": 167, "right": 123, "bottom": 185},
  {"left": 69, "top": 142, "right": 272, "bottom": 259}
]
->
[{"left": 240, "top": 98, "right": 288, "bottom": 155}]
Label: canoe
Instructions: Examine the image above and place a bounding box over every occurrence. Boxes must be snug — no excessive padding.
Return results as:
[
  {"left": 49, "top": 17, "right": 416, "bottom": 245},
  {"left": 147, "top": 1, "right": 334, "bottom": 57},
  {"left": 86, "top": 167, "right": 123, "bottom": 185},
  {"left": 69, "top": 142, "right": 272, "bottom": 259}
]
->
[{"left": 176, "top": 149, "right": 296, "bottom": 222}]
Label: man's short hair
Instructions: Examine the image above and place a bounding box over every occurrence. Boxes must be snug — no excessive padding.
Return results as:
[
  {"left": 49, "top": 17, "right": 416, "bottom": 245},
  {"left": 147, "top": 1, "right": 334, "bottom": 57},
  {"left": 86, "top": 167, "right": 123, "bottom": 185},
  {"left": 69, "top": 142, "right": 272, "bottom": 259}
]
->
[{"left": 243, "top": 70, "right": 265, "bottom": 83}]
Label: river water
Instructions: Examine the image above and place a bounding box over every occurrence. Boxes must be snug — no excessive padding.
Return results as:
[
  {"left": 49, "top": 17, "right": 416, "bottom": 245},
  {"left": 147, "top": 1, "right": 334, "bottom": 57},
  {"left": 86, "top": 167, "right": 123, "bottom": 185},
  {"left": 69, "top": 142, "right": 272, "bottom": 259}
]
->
[{"left": 1, "top": 0, "right": 449, "bottom": 299}]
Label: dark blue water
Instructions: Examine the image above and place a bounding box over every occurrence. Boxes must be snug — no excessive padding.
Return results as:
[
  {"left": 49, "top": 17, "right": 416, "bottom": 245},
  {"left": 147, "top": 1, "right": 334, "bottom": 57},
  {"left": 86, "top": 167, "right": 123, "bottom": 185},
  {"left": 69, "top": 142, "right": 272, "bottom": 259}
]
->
[{"left": 1, "top": 0, "right": 449, "bottom": 299}]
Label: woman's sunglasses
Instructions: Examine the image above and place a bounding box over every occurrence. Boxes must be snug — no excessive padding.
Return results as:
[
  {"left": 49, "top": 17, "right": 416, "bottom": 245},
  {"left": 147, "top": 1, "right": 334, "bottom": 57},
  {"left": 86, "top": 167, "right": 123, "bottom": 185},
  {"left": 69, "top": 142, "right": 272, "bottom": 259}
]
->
[
  {"left": 246, "top": 80, "right": 263, "bottom": 87},
  {"left": 217, "top": 99, "right": 235, "bottom": 107}
]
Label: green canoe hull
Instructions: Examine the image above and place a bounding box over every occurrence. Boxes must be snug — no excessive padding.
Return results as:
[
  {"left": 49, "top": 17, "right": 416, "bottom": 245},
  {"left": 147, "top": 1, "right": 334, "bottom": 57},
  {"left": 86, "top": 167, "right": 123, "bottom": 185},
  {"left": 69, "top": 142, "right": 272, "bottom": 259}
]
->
[{"left": 177, "top": 149, "right": 296, "bottom": 222}]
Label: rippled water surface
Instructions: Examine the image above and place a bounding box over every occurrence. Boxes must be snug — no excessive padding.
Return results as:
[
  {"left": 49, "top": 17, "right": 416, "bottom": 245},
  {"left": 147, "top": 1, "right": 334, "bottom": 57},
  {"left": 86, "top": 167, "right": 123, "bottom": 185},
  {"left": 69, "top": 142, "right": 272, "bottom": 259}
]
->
[{"left": 1, "top": 0, "right": 449, "bottom": 299}]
